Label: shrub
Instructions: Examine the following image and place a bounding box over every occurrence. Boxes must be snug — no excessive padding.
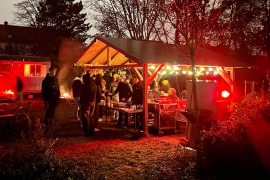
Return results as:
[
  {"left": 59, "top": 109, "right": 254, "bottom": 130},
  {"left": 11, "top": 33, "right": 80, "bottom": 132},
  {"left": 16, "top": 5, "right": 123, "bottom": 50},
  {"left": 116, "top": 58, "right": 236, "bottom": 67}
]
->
[
  {"left": 201, "top": 93, "right": 270, "bottom": 179},
  {"left": 0, "top": 118, "right": 86, "bottom": 180}
]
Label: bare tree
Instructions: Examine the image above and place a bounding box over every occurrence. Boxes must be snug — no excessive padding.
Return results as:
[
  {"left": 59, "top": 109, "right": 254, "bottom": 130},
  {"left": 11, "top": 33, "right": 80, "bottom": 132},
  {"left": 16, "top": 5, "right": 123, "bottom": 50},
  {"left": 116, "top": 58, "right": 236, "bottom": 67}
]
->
[
  {"left": 86, "top": 0, "right": 164, "bottom": 40},
  {"left": 13, "top": 0, "right": 40, "bottom": 26},
  {"left": 157, "top": 0, "right": 232, "bottom": 155},
  {"left": 217, "top": 0, "right": 266, "bottom": 59}
]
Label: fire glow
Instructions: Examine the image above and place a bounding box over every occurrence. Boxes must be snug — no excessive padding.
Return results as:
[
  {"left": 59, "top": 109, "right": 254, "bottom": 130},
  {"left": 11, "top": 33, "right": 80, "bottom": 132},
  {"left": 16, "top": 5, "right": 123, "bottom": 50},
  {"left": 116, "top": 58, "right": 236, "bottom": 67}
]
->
[
  {"left": 4, "top": 90, "right": 14, "bottom": 95},
  {"left": 60, "top": 92, "right": 70, "bottom": 99}
]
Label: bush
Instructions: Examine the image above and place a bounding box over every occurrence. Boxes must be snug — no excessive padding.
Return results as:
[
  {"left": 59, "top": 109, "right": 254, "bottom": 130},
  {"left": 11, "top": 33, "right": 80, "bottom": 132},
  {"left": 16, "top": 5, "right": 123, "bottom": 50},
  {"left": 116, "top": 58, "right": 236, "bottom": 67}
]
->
[
  {"left": 0, "top": 118, "right": 86, "bottom": 180},
  {"left": 201, "top": 93, "right": 270, "bottom": 179}
]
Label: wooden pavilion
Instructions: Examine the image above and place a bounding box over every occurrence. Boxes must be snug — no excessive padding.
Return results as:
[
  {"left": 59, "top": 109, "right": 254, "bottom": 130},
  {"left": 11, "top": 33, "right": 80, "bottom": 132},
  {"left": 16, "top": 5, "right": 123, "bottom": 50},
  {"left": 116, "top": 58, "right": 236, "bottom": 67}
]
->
[{"left": 71, "top": 36, "right": 253, "bottom": 134}]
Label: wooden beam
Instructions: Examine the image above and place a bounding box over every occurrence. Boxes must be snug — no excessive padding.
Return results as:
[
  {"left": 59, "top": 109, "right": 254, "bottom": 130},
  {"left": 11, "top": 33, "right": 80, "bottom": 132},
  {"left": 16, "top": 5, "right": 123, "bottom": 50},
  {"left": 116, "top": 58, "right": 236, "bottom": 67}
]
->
[
  {"left": 131, "top": 67, "right": 143, "bottom": 81},
  {"left": 88, "top": 46, "right": 107, "bottom": 64},
  {"left": 156, "top": 73, "right": 165, "bottom": 83},
  {"left": 147, "top": 64, "right": 165, "bottom": 87},
  {"left": 81, "top": 63, "right": 140, "bottom": 69},
  {"left": 107, "top": 46, "right": 111, "bottom": 66},
  {"left": 143, "top": 63, "right": 149, "bottom": 135}
]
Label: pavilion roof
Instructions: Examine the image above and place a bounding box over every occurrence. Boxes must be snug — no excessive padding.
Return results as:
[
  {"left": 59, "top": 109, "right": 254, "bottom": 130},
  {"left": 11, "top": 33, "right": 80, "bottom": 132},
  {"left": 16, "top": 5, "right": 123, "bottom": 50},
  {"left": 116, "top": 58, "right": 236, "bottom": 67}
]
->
[{"left": 73, "top": 36, "right": 253, "bottom": 68}]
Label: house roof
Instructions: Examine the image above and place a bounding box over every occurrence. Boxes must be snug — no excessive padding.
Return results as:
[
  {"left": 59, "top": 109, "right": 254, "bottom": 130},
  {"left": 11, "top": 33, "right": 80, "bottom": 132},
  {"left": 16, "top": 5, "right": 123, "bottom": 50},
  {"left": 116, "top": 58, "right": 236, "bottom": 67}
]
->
[
  {"left": 0, "top": 23, "right": 53, "bottom": 44},
  {"left": 0, "top": 54, "right": 50, "bottom": 62},
  {"left": 73, "top": 36, "right": 253, "bottom": 68}
]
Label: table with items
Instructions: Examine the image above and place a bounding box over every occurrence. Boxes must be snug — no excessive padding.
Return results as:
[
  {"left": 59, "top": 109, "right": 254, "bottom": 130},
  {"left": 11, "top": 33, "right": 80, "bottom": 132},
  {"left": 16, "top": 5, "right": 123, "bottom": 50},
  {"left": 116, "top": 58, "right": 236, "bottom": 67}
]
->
[
  {"left": 148, "top": 98, "right": 188, "bottom": 135},
  {"left": 102, "top": 101, "right": 143, "bottom": 130}
]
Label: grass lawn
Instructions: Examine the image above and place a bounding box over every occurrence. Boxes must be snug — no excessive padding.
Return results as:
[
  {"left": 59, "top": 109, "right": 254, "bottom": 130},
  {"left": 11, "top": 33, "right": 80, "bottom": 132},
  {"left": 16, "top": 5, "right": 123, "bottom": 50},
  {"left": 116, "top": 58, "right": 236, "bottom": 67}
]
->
[{"left": 0, "top": 97, "right": 198, "bottom": 179}]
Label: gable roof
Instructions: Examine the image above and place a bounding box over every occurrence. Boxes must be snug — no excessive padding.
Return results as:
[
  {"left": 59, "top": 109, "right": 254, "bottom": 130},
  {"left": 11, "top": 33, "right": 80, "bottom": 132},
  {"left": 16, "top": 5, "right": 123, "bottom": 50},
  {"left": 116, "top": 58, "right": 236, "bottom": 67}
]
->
[
  {"left": 73, "top": 36, "right": 253, "bottom": 68},
  {"left": 0, "top": 54, "right": 50, "bottom": 62},
  {"left": 0, "top": 23, "right": 53, "bottom": 44}
]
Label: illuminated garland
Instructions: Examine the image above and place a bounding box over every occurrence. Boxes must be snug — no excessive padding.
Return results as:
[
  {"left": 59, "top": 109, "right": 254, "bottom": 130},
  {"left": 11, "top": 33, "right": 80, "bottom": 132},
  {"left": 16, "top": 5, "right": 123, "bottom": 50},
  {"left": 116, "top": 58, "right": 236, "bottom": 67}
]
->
[{"left": 149, "top": 65, "right": 220, "bottom": 77}]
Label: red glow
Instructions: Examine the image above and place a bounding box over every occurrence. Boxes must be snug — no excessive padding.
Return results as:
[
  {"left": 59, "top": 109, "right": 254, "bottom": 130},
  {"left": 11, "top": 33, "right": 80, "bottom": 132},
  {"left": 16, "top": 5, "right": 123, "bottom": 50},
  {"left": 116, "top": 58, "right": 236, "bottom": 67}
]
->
[{"left": 221, "top": 90, "right": 230, "bottom": 98}]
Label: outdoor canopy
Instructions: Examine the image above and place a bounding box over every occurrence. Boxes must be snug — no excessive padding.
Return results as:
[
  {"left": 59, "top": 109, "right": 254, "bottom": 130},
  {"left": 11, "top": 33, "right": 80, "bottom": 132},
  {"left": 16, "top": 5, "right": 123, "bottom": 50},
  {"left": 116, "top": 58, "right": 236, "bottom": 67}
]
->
[
  {"left": 72, "top": 36, "right": 254, "bottom": 134},
  {"left": 72, "top": 36, "right": 253, "bottom": 68}
]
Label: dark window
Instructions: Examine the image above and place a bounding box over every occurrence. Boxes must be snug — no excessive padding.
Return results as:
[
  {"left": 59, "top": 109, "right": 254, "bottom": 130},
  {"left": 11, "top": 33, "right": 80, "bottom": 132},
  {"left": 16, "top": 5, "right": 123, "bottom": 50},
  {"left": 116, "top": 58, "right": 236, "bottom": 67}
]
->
[
  {"left": 36, "top": 65, "right": 41, "bottom": 76},
  {"left": 29, "top": 65, "right": 41, "bottom": 76},
  {"left": 30, "top": 65, "right": 35, "bottom": 76},
  {"left": 1, "top": 64, "right": 11, "bottom": 72}
]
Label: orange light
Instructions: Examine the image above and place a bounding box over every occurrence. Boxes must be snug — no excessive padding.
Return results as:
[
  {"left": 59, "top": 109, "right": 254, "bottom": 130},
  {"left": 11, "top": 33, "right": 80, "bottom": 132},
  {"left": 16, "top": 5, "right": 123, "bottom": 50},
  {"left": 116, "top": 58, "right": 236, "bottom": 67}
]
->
[
  {"left": 5, "top": 90, "right": 14, "bottom": 95},
  {"left": 221, "top": 90, "right": 230, "bottom": 98}
]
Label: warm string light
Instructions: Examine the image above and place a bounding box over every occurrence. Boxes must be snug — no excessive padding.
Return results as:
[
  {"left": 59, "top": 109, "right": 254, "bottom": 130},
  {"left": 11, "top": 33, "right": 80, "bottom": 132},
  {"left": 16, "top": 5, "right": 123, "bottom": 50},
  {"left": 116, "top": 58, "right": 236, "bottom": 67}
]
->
[{"left": 148, "top": 65, "right": 219, "bottom": 76}]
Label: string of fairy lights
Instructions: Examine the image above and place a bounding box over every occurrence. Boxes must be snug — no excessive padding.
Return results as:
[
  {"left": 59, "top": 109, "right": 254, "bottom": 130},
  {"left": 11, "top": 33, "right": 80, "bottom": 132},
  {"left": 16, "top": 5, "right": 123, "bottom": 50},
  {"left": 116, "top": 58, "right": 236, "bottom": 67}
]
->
[
  {"left": 150, "top": 65, "right": 221, "bottom": 77},
  {"left": 85, "top": 65, "right": 222, "bottom": 78}
]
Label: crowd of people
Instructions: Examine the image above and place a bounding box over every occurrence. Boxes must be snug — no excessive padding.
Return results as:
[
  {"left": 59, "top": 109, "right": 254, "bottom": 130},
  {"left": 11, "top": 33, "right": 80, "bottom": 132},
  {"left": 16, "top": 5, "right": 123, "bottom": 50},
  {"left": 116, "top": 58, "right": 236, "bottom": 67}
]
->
[{"left": 41, "top": 66, "right": 185, "bottom": 136}]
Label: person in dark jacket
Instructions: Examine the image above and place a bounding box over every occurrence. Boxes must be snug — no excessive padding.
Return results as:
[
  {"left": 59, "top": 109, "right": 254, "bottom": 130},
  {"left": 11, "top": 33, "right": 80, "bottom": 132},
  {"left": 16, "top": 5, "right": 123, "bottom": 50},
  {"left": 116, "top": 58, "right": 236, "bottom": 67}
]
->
[
  {"left": 16, "top": 76, "right": 24, "bottom": 105},
  {"left": 93, "top": 76, "right": 106, "bottom": 131},
  {"left": 72, "top": 72, "right": 83, "bottom": 121},
  {"left": 112, "top": 74, "right": 132, "bottom": 127},
  {"left": 80, "top": 73, "right": 97, "bottom": 136},
  {"left": 131, "top": 77, "right": 143, "bottom": 130},
  {"left": 42, "top": 67, "right": 60, "bottom": 130}
]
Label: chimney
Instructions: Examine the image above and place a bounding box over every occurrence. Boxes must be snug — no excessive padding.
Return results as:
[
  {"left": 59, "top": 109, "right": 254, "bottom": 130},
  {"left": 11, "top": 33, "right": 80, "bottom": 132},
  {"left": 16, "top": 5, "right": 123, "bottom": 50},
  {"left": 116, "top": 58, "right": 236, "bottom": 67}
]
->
[{"left": 4, "top": 21, "right": 8, "bottom": 25}]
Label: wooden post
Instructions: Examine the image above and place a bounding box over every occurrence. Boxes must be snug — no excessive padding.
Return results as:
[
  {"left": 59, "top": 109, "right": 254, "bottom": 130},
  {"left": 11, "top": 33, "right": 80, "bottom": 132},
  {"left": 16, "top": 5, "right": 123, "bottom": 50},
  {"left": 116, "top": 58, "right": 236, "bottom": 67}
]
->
[{"left": 143, "top": 63, "right": 149, "bottom": 134}]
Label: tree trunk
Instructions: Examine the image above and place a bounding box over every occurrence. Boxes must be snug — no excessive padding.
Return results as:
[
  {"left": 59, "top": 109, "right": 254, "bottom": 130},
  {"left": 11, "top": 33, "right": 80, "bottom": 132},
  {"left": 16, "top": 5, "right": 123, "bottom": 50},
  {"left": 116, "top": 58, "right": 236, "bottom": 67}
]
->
[{"left": 190, "top": 51, "right": 204, "bottom": 172}]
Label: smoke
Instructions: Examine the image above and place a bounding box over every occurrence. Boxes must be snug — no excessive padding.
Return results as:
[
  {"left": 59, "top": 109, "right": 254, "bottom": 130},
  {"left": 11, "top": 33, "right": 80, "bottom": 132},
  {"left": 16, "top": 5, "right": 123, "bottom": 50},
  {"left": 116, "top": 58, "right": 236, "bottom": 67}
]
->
[{"left": 57, "top": 38, "right": 84, "bottom": 96}]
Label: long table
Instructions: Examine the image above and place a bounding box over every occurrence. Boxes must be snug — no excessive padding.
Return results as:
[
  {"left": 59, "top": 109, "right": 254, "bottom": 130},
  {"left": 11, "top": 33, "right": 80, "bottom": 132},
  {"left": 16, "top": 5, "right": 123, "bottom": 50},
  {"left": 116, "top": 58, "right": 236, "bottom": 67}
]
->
[{"left": 103, "top": 104, "right": 143, "bottom": 129}]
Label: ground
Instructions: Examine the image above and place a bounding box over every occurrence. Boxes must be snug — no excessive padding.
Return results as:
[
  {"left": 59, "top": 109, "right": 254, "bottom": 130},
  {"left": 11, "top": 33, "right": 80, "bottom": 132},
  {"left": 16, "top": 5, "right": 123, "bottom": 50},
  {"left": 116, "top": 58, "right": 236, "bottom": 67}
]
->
[{"left": 0, "top": 97, "right": 198, "bottom": 179}]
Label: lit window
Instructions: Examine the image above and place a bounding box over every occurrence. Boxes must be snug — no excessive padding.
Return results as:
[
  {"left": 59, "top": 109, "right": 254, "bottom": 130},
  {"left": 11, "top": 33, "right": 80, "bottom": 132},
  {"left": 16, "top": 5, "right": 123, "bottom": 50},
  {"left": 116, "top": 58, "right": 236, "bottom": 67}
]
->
[{"left": 24, "top": 64, "right": 47, "bottom": 77}]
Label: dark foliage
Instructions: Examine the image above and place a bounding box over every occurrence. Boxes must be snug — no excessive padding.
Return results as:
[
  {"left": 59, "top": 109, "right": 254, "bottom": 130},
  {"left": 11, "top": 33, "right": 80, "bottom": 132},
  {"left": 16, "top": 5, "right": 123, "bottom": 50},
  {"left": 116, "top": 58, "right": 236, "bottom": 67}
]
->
[
  {"left": 0, "top": 118, "right": 86, "bottom": 179},
  {"left": 201, "top": 93, "right": 270, "bottom": 179}
]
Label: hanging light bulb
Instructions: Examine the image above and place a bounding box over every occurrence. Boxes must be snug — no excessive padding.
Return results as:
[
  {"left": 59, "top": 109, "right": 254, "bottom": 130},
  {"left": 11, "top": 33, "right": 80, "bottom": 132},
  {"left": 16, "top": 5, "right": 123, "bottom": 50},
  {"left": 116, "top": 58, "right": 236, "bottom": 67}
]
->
[
  {"left": 200, "top": 67, "right": 205, "bottom": 71},
  {"left": 209, "top": 67, "right": 213, "bottom": 71},
  {"left": 182, "top": 70, "right": 187, "bottom": 74},
  {"left": 188, "top": 71, "right": 193, "bottom": 75},
  {"left": 206, "top": 71, "right": 210, "bottom": 75},
  {"left": 163, "top": 71, "right": 167, "bottom": 74},
  {"left": 214, "top": 71, "right": 218, "bottom": 75}
]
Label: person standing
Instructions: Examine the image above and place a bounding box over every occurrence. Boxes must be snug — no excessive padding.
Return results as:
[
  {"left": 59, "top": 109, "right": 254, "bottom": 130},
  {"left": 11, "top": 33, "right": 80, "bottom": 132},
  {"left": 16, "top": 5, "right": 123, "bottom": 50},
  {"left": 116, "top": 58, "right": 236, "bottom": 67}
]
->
[
  {"left": 109, "top": 76, "right": 119, "bottom": 121},
  {"left": 112, "top": 75, "right": 132, "bottom": 127},
  {"left": 131, "top": 77, "right": 143, "bottom": 130},
  {"left": 42, "top": 67, "right": 60, "bottom": 130},
  {"left": 93, "top": 75, "right": 106, "bottom": 132},
  {"left": 80, "top": 73, "right": 97, "bottom": 136},
  {"left": 16, "top": 76, "right": 24, "bottom": 105},
  {"left": 148, "top": 86, "right": 154, "bottom": 99},
  {"left": 72, "top": 72, "right": 83, "bottom": 121}
]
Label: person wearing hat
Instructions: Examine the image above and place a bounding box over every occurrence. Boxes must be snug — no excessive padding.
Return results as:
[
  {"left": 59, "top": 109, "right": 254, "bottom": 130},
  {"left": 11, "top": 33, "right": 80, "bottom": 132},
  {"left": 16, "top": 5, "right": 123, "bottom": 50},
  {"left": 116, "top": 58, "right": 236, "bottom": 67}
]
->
[
  {"left": 167, "top": 88, "right": 179, "bottom": 100},
  {"left": 72, "top": 72, "right": 84, "bottom": 122},
  {"left": 112, "top": 74, "right": 133, "bottom": 127},
  {"left": 42, "top": 66, "right": 60, "bottom": 130},
  {"left": 160, "top": 79, "right": 171, "bottom": 93}
]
